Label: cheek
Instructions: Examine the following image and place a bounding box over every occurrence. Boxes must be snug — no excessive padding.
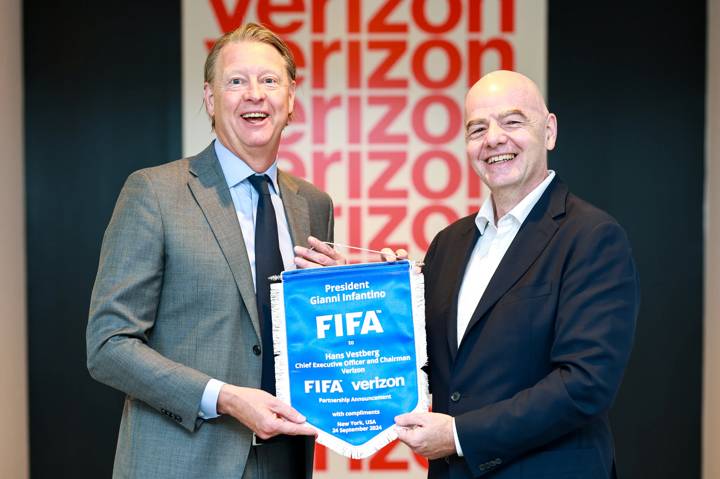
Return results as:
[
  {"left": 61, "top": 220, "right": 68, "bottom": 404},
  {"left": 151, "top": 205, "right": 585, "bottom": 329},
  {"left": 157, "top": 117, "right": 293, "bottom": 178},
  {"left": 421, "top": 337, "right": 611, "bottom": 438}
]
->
[{"left": 466, "top": 141, "right": 481, "bottom": 158}]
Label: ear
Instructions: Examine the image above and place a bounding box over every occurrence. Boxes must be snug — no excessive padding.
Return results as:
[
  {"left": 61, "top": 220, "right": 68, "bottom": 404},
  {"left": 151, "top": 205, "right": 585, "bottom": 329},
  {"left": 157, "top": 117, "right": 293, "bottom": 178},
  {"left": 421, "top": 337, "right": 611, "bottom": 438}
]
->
[
  {"left": 203, "top": 82, "right": 215, "bottom": 117},
  {"left": 545, "top": 113, "right": 558, "bottom": 150},
  {"left": 287, "top": 79, "right": 297, "bottom": 119}
]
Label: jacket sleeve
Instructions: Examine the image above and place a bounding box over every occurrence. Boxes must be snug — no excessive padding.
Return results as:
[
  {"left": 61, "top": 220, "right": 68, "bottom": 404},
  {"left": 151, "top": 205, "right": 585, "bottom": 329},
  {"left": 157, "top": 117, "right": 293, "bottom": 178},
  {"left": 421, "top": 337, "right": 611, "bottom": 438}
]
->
[
  {"left": 455, "top": 220, "right": 640, "bottom": 476},
  {"left": 86, "top": 170, "right": 211, "bottom": 433}
]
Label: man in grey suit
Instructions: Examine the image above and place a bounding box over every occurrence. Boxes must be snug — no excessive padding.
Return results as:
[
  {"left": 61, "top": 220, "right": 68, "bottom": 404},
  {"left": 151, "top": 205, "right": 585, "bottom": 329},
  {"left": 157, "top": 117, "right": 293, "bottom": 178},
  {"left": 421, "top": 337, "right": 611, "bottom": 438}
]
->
[{"left": 87, "top": 23, "right": 329, "bottom": 478}]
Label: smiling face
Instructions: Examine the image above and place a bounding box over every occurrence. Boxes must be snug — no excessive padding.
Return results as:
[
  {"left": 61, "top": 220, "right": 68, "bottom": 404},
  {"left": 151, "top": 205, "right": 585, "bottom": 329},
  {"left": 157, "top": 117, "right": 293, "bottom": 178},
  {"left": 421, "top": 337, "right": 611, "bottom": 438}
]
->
[
  {"left": 465, "top": 71, "right": 557, "bottom": 203},
  {"left": 203, "top": 40, "right": 296, "bottom": 172}
]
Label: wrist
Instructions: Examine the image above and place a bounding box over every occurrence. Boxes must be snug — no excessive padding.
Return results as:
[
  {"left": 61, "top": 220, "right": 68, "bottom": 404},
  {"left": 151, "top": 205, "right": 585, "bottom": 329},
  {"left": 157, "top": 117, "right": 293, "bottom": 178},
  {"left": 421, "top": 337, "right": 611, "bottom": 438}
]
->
[{"left": 217, "top": 384, "right": 237, "bottom": 416}]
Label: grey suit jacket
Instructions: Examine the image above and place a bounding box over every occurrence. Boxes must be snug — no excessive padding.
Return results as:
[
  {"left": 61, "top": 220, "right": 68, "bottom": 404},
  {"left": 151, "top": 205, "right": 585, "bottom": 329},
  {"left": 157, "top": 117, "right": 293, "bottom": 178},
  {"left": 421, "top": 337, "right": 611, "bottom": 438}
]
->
[{"left": 87, "top": 144, "right": 334, "bottom": 478}]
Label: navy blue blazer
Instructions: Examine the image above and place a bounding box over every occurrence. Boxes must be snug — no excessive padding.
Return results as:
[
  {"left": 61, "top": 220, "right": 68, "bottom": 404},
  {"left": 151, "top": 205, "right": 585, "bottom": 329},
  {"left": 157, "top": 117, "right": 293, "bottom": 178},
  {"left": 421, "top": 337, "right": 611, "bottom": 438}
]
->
[{"left": 423, "top": 177, "right": 639, "bottom": 478}]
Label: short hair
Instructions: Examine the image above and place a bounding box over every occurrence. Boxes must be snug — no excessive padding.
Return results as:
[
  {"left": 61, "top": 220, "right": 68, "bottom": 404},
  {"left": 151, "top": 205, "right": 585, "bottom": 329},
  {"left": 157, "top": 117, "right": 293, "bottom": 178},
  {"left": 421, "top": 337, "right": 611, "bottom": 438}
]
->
[{"left": 204, "top": 22, "right": 296, "bottom": 86}]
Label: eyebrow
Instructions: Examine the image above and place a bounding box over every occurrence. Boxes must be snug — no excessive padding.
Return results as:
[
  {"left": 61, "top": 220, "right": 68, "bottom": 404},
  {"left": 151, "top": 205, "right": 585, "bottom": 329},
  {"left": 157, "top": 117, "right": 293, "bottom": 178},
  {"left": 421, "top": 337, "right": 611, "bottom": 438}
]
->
[
  {"left": 465, "top": 109, "right": 529, "bottom": 129},
  {"left": 224, "top": 68, "right": 281, "bottom": 77}
]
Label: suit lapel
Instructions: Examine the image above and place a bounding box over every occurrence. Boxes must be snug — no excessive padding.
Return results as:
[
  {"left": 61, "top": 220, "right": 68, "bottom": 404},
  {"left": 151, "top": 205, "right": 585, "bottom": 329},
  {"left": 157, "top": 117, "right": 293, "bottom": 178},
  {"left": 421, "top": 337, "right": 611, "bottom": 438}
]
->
[
  {"left": 461, "top": 178, "right": 568, "bottom": 344},
  {"left": 443, "top": 218, "right": 481, "bottom": 360},
  {"left": 278, "top": 171, "right": 311, "bottom": 248},
  {"left": 187, "top": 144, "right": 261, "bottom": 340}
]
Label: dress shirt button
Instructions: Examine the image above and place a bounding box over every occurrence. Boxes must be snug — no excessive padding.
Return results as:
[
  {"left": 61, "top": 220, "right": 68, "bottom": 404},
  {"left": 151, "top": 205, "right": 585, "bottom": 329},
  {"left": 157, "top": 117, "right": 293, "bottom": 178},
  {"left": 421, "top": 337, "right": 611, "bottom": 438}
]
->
[
  {"left": 450, "top": 391, "right": 461, "bottom": 402},
  {"left": 493, "top": 458, "right": 502, "bottom": 465},
  {"left": 252, "top": 344, "right": 262, "bottom": 356}
]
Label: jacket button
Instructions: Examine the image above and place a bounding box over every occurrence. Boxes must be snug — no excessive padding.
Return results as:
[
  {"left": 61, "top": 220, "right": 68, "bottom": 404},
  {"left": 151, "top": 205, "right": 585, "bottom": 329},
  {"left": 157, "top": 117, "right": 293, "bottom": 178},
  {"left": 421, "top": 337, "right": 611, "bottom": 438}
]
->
[
  {"left": 450, "top": 391, "right": 461, "bottom": 402},
  {"left": 252, "top": 345, "right": 261, "bottom": 356}
]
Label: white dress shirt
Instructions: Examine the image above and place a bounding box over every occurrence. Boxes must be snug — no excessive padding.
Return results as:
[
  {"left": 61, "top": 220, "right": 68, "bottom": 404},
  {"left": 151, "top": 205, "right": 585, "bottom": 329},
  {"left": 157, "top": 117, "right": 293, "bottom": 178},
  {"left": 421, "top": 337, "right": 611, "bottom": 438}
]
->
[
  {"left": 198, "top": 139, "right": 297, "bottom": 419},
  {"left": 452, "top": 171, "right": 556, "bottom": 456}
]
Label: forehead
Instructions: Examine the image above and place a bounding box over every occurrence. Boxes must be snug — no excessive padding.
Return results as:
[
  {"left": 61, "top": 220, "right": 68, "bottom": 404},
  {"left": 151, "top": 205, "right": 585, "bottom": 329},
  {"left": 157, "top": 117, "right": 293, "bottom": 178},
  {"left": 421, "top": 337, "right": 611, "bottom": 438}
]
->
[
  {"left": 217, "top": 41, "right": 287, "bottom": 76},
  {"left": 465, "top": 82, "right": 544, "bottom": 121}
]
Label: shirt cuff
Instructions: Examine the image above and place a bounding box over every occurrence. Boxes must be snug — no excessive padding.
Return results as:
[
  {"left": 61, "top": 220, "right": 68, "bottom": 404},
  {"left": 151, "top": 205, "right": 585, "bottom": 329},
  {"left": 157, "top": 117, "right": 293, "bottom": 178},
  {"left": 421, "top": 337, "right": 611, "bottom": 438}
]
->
[
  {"left": 452, "top": 418, "right": 464, "bottom": 457},
  {"left": 198, "top": 378, "right": 225, "bottom": 419}
]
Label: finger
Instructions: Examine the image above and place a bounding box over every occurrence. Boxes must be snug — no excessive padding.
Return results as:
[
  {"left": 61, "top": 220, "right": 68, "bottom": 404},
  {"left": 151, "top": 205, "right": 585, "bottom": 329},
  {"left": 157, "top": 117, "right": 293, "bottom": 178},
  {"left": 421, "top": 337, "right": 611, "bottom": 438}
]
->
[
  {"left": 307, "top": 236, "right": 341, "bottom": 259},
  {"left": 293, "top": 245, "right": 319, "bottom": 260},
  {"left": 293, "top": 254, "right": 322, "bottom": 269},
  {"left": 270, "top": 402, "right": 306, "bottom": 424},
  {"left": 281, "top": 422, "right": 317, "bottom": 437},
  {"left": 293, "top": 245, "right": 336, "bottom": 267},
  {"left": 380, "top": 247, "right": 397, "bottom": 262},
  {"left": 394, "top": 425, "right": 411, "bottom": 443},
  {"left": 395, "top": 426, "right": 422, "bottom": 451},
  {"left": 394, "top": 412, "right": 422, "bottom": 427},
  {"left": 395, "top": 248, "right": 409, "bottom": 260}
]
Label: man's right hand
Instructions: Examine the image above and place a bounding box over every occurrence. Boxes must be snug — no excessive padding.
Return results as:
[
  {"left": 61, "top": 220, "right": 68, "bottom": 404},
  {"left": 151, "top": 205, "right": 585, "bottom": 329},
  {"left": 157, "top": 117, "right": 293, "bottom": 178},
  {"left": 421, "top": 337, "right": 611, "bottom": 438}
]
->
[
  {"left": 217, "top": 385, "right": 316, "bottom": 439},
  {"left": 294, "top": 236, "right": 348, "bottom": 269}
]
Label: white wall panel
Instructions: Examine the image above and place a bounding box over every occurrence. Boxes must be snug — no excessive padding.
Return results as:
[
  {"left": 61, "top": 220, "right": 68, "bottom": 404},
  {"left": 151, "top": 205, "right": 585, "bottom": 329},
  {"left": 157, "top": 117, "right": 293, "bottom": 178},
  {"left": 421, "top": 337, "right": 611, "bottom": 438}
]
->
[{"left": 704, "top": 0, "right": 720, "bottom": 477}]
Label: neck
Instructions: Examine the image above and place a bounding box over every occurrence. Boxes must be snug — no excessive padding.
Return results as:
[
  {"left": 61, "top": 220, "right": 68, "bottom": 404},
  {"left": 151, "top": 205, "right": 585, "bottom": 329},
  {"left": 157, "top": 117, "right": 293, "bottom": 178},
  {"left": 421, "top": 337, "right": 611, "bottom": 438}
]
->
[
  {"left": 241, "top": 152, "right": 276, "bottom": 173},
  {"left": 491, "top": 191, "right": 521, "bottom": 222},
  {"left": 239, "top": 144, "right": 279, "bottom": 173},
  {"left": 490, "top": 174, "right": 548, "bottom": 222},
  {"left": 221, "top": 139, "right": 278, "bottom": 173}
]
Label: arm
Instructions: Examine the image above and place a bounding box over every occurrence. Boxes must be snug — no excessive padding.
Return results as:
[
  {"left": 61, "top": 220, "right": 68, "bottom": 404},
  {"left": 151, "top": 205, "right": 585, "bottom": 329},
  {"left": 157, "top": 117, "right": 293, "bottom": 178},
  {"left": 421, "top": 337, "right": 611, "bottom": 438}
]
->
[
  {"left": 88, "top": 171, "right": 316, "bottom": 438},
  {"left": 86, "top": 171, "right": 210, "bottom": 432}
]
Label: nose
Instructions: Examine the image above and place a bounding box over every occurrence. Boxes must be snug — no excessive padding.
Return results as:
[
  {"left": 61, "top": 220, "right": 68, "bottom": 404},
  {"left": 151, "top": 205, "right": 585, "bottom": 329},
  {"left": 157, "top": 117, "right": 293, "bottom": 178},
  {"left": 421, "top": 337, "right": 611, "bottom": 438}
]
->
[
  {"left": 242, "top": 78, "right": 265, "bottom": 101},
  {"left": 484, "top": 120, "right": 507, "bottom": 148}
]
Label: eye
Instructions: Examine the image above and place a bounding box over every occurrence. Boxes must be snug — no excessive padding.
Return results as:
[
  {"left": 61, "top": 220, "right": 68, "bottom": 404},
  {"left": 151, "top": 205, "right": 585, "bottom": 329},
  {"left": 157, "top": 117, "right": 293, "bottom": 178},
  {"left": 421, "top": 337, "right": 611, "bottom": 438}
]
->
[
  {"left": 227, "top": 77, "right": 247, "bottom": 89},
  {"left": 261, "top": 76, "right": 280, "bottom": 88},
  {"left": 467, "top": 126, "right": 486, "bottom": 139},
  {"left": 503, "top": 117, "right": 525, "bottom": 128}
]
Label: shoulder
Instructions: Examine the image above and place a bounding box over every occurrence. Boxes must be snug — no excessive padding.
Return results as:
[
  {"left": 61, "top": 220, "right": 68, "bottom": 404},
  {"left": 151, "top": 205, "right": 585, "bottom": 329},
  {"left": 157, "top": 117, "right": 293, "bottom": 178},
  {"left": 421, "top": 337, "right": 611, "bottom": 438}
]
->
[
  {"left": 561, "top": 192, "right": 627, "bottom": 239},
  {"left": 432, "top": 214, "right": 477, "bottom": 244},
  {"left": 278, "top": 170, "right": 333, "bottom": 206},
  {"left": 542, "top": 178, "right": 627, "bottom": 240},
  {"left": 127, "top": 158, "right": 192, "bottom": 186},
  {"left": 424, "top": 213, "right": 476, "bottom": 265},
  {"left": 553, "top": 190, "right": 635, "bottom": 265},
  {"left": 565, "top": 192, "right": 617, "bottom": 225}
]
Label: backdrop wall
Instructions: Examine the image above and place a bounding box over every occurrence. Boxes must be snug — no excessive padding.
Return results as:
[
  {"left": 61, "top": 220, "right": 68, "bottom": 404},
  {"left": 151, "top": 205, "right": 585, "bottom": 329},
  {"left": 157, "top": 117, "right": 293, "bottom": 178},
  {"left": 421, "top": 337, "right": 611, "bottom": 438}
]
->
[
  {"left": 704, "top": 0, "right": 719, "bottom": 477},
  {"left": 548, "top": 3, "right": 705, "bottom": 476},
  {"left": 23, "top": 1, "right": 706, "bottom": 477},
  {"left": 0, "top": 0, "right": 29, "bottom": 477}
]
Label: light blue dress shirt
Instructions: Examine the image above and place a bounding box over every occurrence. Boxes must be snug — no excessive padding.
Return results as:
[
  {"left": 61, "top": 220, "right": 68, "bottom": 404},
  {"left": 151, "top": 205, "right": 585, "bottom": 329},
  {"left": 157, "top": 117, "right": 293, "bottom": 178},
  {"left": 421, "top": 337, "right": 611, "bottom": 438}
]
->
[{"left": 198, "top": 139, "right": 297, "bottom": 419}]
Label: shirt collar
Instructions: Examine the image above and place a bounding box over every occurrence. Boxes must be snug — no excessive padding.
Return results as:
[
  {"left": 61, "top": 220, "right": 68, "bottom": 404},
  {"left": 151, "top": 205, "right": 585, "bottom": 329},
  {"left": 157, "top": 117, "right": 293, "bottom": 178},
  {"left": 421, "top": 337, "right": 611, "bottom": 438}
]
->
[
  {"left": 214, "top": 138, "right": 280, "bottom": 194},
  {"left": 475, "top": 170, "right": 556, "bottom": 234}
]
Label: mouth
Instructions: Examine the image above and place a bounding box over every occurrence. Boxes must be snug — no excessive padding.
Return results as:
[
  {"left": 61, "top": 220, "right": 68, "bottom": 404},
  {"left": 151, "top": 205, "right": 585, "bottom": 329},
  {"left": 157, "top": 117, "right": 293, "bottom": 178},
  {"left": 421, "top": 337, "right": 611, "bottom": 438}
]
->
[
  {"left": 240, "top": 112, "right": 269, "bottom": 124},
  {"left": 485, "top": 153, "right": 516, "bottom": 165}
]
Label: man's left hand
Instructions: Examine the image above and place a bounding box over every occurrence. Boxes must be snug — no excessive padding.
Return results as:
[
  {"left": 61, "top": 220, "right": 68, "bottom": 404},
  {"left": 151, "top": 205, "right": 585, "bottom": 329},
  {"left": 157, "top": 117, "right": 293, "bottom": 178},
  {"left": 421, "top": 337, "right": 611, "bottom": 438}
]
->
[{"left": 395, "top": 412, "right": 456, "bottom": 460}]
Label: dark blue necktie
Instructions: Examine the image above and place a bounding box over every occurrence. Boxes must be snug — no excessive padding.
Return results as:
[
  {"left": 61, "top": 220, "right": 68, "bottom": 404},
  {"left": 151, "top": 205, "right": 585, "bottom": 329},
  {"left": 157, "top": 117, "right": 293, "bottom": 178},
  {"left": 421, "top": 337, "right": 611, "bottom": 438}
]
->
[{"left": 247, "top": 174, "right": 285, "bottom": 395}]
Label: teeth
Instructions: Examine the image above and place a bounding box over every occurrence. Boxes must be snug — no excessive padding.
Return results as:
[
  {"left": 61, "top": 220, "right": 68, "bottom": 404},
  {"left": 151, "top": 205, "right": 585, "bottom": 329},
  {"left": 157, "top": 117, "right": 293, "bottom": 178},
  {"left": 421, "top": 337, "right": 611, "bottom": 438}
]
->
[
  {"left": 487, "top": 154, "right": 515, "bottom": 164},
  {"left": 241, "top": 112, "right": 268, "bottom": 119}
]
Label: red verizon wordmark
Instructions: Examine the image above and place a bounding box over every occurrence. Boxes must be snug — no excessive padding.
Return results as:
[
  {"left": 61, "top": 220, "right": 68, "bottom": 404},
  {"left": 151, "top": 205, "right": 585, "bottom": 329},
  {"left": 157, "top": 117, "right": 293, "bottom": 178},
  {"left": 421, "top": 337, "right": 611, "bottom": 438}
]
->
[{"left": 206, "top": 0, "right": 517, "bottom": 256}]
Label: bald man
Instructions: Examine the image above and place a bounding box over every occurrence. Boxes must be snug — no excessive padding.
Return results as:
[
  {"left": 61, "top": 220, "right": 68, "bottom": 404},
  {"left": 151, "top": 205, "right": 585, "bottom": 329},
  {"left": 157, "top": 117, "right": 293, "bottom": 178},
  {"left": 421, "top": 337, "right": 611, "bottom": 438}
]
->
[{"left": 392, "top": 71, "right": 640, "bottom": 478}]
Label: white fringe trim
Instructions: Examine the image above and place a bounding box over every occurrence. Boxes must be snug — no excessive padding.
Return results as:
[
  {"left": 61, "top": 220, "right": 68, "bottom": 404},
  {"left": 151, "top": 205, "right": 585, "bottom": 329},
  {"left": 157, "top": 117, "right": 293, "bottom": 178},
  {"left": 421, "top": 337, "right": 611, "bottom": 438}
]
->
[
  {"left": 410, "top": 262, "right": 431, "bottom": 414},
  {"left": 271, "top": 283, "right": 291, "bottom": 406},
  {"left": 270, "top": 261, "right": 429, "bottom": 459}
]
